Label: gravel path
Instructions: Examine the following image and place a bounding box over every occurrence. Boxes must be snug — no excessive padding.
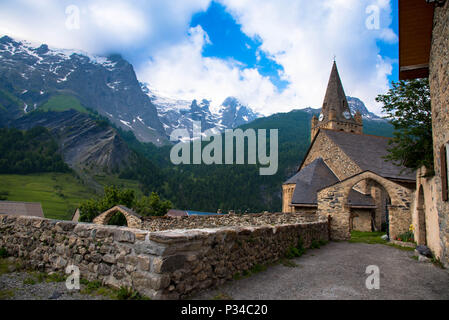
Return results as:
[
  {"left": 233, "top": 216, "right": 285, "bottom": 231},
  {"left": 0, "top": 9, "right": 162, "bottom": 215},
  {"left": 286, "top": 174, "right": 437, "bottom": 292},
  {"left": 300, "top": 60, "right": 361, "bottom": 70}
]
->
[
  {"left": 2, "top": 242, "right": 448, "bottom": 300},
  {"left": 193, "top": 242, "right": 449, "bottom": 300},
  {"left": 0, "top": 272, "right": 108, "bottom": 300}
]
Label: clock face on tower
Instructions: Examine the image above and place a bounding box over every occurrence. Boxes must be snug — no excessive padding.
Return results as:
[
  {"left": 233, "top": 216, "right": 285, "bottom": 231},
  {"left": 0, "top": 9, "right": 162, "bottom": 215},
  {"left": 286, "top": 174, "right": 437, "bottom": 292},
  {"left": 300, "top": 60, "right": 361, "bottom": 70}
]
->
[
  {"left": 343, "top": 111, "right": 351, "bottom": 120},
  {"left": 319, "top": 113, "right": 324, "bottom": 121}
]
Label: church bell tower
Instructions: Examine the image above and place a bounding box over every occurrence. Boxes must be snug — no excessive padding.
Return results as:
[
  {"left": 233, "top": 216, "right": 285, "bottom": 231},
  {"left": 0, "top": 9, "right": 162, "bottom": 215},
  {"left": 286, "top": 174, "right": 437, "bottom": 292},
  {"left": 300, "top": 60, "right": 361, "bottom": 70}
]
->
[{"left": 311, "top": 61, "right": 363, "bottom": 141}]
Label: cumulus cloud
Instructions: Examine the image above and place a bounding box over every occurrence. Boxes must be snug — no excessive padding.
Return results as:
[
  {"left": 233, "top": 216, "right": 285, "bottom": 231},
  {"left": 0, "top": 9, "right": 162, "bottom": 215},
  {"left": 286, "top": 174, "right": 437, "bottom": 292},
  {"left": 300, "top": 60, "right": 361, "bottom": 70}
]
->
[
  {"left": 0, "top": 0, "right": 210, "bottom": 55},
  {"left": 138, "top": 26, "right": 277, "bottom": 115},
  {"left": 0, "top": 0, "right": 397, "bottom": 115},
  {"left": 217, "top": 0, "right": 397, "bottom": 114}
]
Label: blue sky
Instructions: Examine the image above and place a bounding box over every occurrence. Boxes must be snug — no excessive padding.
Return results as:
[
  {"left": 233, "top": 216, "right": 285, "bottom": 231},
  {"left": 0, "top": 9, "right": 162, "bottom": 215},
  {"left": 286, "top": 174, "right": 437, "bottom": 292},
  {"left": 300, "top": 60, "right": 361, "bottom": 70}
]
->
[
  {"left": 0, "top": 0, "right": 399, "bottom": 115},
  {"left": 191, "top": 1, "right": 399, "bottom": 91}
]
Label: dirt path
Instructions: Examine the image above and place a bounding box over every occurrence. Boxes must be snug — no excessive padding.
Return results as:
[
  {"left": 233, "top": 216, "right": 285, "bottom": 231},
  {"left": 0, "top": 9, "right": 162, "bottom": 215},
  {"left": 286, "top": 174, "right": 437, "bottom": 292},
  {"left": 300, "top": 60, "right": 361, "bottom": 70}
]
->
[{"left": 193, "top": 242, "right": 449, "bottom": 300}]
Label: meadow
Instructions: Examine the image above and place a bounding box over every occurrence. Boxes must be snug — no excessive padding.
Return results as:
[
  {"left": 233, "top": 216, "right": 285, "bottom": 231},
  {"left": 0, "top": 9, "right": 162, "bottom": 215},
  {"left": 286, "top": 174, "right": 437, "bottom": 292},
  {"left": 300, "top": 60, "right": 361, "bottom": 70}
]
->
[{"left": 0, "top": 173, "right": 93, "bottom": 220}]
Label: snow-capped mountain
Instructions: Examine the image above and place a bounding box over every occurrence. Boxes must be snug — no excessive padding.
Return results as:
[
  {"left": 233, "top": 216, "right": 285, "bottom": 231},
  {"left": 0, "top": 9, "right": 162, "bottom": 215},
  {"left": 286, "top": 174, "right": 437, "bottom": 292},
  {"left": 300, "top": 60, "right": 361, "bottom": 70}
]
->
[
  {"left": 0, "top": 35, "right": 167, "bottom": 145},
  {"left": 300, "top": 97, "right": 385, "bottom": 121},
  {"left": 216, "top": 97, "right": 261, "bottom": 129},
  {"left": 141, "top": 83, "right": 261, "bottom": 137},
  {"left": 346, "top": 97, "right": 384, "bottom": 121}
]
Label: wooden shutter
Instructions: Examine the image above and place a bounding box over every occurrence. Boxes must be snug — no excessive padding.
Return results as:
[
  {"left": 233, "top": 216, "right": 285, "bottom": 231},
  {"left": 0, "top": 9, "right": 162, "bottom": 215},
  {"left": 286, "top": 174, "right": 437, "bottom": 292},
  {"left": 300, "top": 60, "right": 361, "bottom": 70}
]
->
[{"left": 441, "top": 143, "right": 448, "bottom": 201}]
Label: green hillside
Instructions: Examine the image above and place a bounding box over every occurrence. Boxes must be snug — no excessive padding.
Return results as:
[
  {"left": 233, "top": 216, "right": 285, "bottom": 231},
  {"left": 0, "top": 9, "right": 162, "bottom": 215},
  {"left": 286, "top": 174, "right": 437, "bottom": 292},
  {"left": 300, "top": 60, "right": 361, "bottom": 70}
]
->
[
  {"left": 118, "top": 109, "right": 395, "bottom": 213},
  {"left": 41, "top": 95, "right": 88, "bottom": 113},
  {"left": 0, "top": 173, "right": 93, "bottom": 220}
]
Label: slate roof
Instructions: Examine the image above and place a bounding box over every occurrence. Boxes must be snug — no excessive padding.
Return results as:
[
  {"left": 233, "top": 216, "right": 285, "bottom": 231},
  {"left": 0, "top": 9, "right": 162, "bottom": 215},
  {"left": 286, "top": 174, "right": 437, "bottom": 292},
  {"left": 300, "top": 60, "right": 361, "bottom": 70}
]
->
[
  {"left": 321, "top": 61, "right": 357, "bottom": 124},
  {"left": 286, "top": 158, "right": 375, "bottom": 207},
  {"left": 322, "top": 129, "right": 416, "bottom": 181},
  {"left": 0, "top": 201, "right": 44, "bottom": 218}
]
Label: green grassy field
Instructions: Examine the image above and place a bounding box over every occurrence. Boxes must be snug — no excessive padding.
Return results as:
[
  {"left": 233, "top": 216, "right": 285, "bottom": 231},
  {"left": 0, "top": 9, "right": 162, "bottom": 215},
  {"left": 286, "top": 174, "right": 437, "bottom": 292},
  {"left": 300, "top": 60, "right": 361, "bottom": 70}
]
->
[
  {"left": 93, "top": 174, "right": 144, "bottom": 198},
  {"left": 0, "top": 173, "right": 94, "bottom": 220},
  {"left": 40, "top": 95, "right": 88, "bottom": 113}
]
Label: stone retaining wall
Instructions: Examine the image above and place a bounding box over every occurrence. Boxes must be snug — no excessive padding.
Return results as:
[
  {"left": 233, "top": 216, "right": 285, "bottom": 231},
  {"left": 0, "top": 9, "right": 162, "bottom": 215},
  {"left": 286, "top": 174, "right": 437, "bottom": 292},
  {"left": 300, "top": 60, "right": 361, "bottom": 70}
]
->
[{"left": 0, "top": 214, "right": 328, "bottom": 299}]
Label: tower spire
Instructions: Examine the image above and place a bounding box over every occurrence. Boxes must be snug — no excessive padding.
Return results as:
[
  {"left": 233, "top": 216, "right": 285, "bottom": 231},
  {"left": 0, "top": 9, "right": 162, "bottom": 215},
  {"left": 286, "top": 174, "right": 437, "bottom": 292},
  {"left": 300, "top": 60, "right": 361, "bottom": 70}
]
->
[
  {"left": 310, "top": 61, "right": 363, "bottom": 141},
  {"left": 321, "top": 61, "right": 353, "bottom": 122}
]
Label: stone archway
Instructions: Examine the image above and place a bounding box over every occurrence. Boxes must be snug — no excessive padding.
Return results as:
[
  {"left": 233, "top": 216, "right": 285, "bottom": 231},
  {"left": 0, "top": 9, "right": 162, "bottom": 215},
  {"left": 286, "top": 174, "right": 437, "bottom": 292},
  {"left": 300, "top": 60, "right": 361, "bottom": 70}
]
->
[
  {"left": 317, "top": 171, "right": 412, "bottom": 240},
  {"left": 93, "top": 205, "right": 142, "bottom": 229}
]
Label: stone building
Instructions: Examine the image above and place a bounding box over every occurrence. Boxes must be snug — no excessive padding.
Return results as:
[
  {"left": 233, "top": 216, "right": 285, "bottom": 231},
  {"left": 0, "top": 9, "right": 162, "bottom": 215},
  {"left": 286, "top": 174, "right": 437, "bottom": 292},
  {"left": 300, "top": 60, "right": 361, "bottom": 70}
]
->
[
  {"left": 399, "top": 0, "right": 449, "bottom": 267},
  {"left": 283, "top": 62, "right": 416, "bottom": 240}
]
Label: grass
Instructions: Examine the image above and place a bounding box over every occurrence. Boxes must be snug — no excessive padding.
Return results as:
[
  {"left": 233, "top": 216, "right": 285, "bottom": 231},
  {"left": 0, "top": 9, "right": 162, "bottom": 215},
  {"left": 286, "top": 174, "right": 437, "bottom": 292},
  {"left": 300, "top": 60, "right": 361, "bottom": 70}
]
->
[
  {"left": 349, "top": 231, "right": 416, "bottom": 252},
  {"left": 279, "top": 258, "right": 299, "bottom": 268},
  {"left": 349, "top": 231, "right": 388, "bottom": 244},
  {"left": 0, "top": 258, "right": 23, "bottom": 276},
  {"left": 40, "top": 95, "right": 88, "bottom": 114},
  {"left": 93, "top": 174, "right": 144, "bottom": 198},
  {"left": 0, "top": 173, "right": 95, "bottom": 220},
  {"left": 79, "top": 279, "right": 149, "bottom": 300},
  {"left": 0, "top": 289, "right": 15, "bottom": 300},
  {"left": 213, "top": 293, "right": 233, "bottom": 300}
]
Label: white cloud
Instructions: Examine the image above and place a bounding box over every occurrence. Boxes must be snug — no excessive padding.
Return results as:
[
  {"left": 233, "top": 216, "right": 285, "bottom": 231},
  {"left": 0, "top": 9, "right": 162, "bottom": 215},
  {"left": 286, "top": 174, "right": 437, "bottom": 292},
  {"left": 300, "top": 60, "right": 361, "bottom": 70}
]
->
[
  {"left": 0, "top": 0, "right": 397, "bottom": 116},
  {"left": 138, "top": 26, "right": 277, "bottom": 115},
  {"left": 217, "top": 0, "right": 397, "bottom": 115},
  {"left": 0, "top": 0, "right": 210, "bottom": 55}
]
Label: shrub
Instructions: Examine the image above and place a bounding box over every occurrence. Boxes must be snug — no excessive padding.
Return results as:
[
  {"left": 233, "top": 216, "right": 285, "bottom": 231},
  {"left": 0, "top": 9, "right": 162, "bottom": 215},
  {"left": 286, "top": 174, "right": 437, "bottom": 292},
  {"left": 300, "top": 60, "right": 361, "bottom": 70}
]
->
[
  {"left": 116, "top": 286, "right": 146, "bottom": 300},
  {"left": 395, "top": 231, "right": 414, "bottom": 243},
  {"left": 0, "top": 248, "right": 8, "bottom": 258},
  {"left": 285, "top": 237, "right": 306, "bottom": 259}
]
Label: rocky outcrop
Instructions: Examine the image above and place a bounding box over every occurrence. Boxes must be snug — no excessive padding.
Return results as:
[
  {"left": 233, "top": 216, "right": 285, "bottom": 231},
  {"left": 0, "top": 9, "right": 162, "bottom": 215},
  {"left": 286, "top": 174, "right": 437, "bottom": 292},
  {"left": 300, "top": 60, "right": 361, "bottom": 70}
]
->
[
  {"left": 0, "top": 36, "right": 167, "bottom": 145},
  {"left": 13, "top": 110, "right": 132, "bottom": 172}
]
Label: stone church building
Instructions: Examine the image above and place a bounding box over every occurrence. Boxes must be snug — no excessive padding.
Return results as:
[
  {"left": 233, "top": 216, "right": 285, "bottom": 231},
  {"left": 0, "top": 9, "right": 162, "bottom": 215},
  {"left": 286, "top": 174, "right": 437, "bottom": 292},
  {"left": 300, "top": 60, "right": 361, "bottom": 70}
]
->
[{"left": 283, "top": 62, "right": 416, "bottom": 240}]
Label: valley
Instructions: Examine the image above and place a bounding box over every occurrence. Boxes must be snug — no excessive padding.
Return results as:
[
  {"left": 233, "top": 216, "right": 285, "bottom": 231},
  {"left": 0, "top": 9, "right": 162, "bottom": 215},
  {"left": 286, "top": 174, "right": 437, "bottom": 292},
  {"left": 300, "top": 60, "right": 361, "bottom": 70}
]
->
[{"left": 0, "top": 35, "right": 395, "bottom": 218}]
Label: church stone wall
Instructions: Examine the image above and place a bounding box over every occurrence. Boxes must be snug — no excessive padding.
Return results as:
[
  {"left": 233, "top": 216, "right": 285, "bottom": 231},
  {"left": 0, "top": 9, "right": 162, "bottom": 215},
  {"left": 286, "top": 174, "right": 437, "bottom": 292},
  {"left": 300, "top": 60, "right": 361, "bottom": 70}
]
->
[
  {"left": 429, "top": 1, "right": 449, "bottom": 267},
  {"left": 351, "top": 209, "right": 373, "bottom": 232},
  {"left": 302, "top": 131, "right": 361, "bottom": 180},
  {"left": 413, "top": 167, "right": 442, "bottom": 258},
  {"left": 282, "top": 184, "right": 296, "bottom": 213}
]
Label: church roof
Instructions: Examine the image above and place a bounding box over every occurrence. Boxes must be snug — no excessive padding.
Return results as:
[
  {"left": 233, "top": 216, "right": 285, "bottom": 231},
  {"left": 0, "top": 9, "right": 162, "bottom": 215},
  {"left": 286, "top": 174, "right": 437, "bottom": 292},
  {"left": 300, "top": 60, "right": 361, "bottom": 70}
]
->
[
  {"left": 286, "top": 158, "right": 375, "bottom": 207},
  {"left": 321, "top": 61, "right": 357, "bottom": 123},
  {"left": 322, "top": 129, "right": 416, "bottom": 181}
]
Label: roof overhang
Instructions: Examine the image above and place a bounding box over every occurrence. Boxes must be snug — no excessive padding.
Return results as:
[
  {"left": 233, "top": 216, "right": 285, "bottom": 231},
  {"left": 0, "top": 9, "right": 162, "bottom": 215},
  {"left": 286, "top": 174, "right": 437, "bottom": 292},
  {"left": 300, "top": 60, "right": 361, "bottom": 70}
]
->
[
  {"left": 399, "top": 0, "right": 435, "bottom": 80},
  {"left": 289, "top": 203, "right": 317, "bottom": 208}
]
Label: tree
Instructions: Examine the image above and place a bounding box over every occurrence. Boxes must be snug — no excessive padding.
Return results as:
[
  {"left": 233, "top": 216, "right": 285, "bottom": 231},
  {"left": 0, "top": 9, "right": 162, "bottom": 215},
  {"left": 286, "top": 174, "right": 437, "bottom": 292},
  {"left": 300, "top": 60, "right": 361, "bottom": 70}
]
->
[
  {"left": 376, "top": 78, "right": 433, "bottom": 173},
  {"left": 79, "top": 186, "right": 135, "bottom": 223},
  {"left": 134, "top": 192, "right": 172, "bottom": 217},
  {"left": 79, "top": 186, "right": 172, "bottom": 222}
]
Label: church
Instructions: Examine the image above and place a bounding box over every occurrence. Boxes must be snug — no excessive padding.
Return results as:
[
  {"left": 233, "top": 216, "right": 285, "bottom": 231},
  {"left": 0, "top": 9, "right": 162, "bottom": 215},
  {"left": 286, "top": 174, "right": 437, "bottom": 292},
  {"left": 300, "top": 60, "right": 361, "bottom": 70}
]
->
[{"left": 283, "top": 62, "right": 416, "bottom": 238}]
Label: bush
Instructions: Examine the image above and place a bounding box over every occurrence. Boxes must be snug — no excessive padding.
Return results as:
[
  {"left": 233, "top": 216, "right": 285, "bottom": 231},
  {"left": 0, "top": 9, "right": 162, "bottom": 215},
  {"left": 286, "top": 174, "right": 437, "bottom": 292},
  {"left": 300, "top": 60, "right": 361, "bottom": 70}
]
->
[
  {"left": 79, "top": 186, "right": 172, "bottom": 222},
  {"left": 0, "top": 248, "right": 8, "bottom": 259},
  {"left": 0, "top": 191, "right": 8, "bottom": 201},
  {"left": 116, "top": 286, "right": 146, "bottom": 300},
  {"left": 285, "top": 237, "right": 305, "bottom": 259},
  {"left": 395, "top": 231, "right": 414, "bottom": 243},
  {"left": 134, "top": 192, "right": 172, "bottom": 217}
]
